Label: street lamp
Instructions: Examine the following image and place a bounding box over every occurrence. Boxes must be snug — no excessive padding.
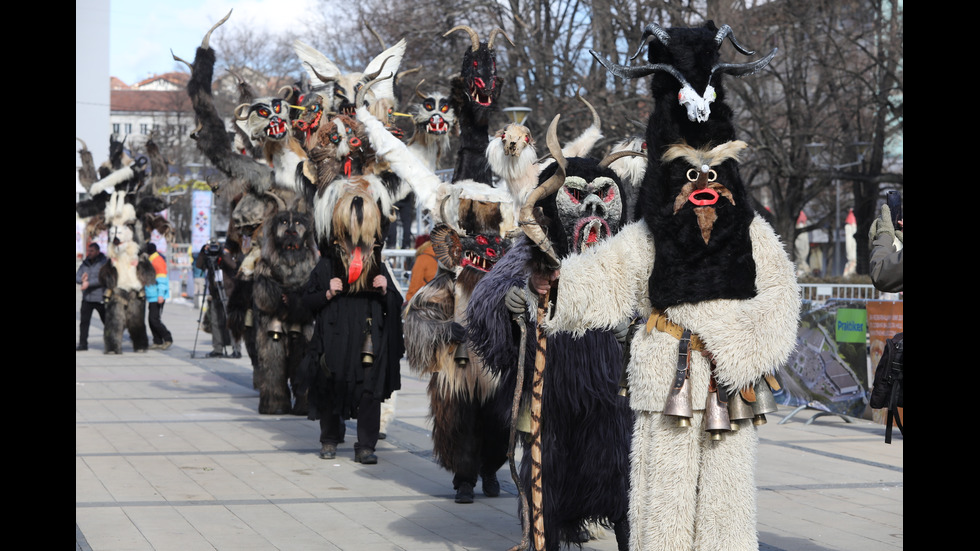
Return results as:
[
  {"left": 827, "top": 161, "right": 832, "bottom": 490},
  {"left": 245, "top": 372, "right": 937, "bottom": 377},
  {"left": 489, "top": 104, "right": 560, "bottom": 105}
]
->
[
  {"left": 805, "top": 142, "right": 869, "bottom": 276},
  {"left": 502, "top": 106, "right": 531, "bottom": 125}
]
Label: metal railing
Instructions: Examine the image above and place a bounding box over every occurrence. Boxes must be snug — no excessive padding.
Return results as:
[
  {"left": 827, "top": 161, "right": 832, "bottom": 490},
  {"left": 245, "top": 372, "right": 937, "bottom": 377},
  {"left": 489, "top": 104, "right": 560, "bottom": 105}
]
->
[{"left": 799, "top": 283, "right": 901, "bottom": 302}]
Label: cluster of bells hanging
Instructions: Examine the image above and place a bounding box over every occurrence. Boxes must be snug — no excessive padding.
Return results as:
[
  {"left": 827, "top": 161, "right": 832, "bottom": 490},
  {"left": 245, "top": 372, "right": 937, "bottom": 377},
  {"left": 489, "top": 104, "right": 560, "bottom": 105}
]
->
[{"left": 618, "top": 376, "right": 778, "bottom": 441}]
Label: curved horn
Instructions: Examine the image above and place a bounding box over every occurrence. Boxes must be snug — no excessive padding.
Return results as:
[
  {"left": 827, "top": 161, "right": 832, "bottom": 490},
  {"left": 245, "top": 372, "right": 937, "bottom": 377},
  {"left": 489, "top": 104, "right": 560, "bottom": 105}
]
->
[
  {"left": 398, "top": 66, "right": 421, "bottom": 81},
  {"left": 591, "top": 49, "right": 693, "bottom": 87},
  {"left": 305, "top": 61, "right": 336, "bottom": 85},
  {"left": 265, "top": 190, "right": 286, "bottom": 211},
  {"left": 438, "top": 194, "right": 463, "bottom": 236},
  {"left": 488, "top": 28, "right": 515, "bottom": 49},
  {"left": 414, "top": 78, "right": 428, "bottom": 101},
  {"left": 171, "top": 49, "right": 193, "bottom": 70},
  {"left": 363, "top": 20, "right": 387, "bottom": 50},
  {"left": 234, "top": 103, "right": 252, "bottom": 121},
  {"left": 599, "top": 150, "right": 645, "bottom": 169},
  {"left": 711, "top": 48, "right": 778, "bottom": 78},
  {"left": 630, "top": 23, "right": 671, "bottom": 60},
  {"left": 576, "top": 91, "right": 600, "bottom": 132},
  {"left": 76, "top": 137, "right": 88, "bottom": 150},
  {"left": 444, "top": 25, "right": 480, "bottom": 52},
  {"left": 519, "top": 115, "right": 564, "bottom": 269},
  {"left": 355, "top": 56, "right": 395, "bottom": 107},
  {"left": 714, "top": 24, "right": 755, "bottom": 56},
  {"left": 202, "top": 9, "right": 232, "bottom": 50}
]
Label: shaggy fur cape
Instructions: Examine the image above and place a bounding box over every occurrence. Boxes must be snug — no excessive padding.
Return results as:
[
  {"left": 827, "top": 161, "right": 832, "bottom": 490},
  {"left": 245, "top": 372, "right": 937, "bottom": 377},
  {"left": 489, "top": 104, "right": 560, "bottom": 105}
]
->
[{"left": 467, "top": 236, "right": 633, "bottom": 549}]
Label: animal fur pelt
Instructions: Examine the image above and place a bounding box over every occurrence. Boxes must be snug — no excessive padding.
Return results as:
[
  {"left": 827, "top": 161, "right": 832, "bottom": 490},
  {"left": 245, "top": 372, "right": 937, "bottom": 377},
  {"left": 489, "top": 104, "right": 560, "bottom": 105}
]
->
[
  {"left": 77, "top": 138, "right": 98, "bottom": 191},
  {"left": 445, "top": 26, "right": 512, "bottom": 185},
  {"left": 99, "top": 191, "right": 156, "bottom": 354},
  {"left": 183, "top": 11, "right": 277, "bottom": 195},
  {"left": 251, "top": 209, "right": 318, "bottom": 414},
  {"left": 466, "top": 235, "right": 633, "bottom": 550},
  {"left": 607, "top": 136, "right": 648, "bottom": 222},
  {"left": 407, "top": 81, "right": 455, "bottom": 171}
]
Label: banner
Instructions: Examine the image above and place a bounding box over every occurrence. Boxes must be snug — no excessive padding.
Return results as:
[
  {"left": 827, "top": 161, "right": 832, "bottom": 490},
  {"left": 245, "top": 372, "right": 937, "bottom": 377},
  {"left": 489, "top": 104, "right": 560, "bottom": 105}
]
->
[
  {"left": 867, "top": 301, "right": 904, "bottom": 425},
  {"left": 191, "top": 189, "right": 213, "bottom": 253}
]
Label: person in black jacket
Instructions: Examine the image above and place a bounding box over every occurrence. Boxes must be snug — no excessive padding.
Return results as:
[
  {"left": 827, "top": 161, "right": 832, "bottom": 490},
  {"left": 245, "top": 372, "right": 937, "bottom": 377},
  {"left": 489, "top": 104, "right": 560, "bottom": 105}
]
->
[{"left": 77, "top": 243, "right": 108, "bottom": 351}]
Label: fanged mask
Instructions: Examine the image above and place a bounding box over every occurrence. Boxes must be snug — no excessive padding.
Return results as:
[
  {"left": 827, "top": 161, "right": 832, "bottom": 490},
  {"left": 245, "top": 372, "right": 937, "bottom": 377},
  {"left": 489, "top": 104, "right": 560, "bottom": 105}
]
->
[{"left": 555, "top": 175, "right": 623, "bottom": 254}]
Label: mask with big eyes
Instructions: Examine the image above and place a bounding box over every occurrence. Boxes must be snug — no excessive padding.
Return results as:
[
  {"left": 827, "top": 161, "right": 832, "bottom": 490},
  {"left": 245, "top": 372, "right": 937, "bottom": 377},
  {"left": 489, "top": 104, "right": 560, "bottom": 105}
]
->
[
  {"left": 242, "top": 98, "right": 290, "bottom": 141},
  {"left": 414, "top": 91, "right": 454, "bottom": 135},
  {"left": 554, "top": 174, "right": 623, "bottom": 255},
  {"left": 459, "top": 233, "right": 509, "bottom": 272}
]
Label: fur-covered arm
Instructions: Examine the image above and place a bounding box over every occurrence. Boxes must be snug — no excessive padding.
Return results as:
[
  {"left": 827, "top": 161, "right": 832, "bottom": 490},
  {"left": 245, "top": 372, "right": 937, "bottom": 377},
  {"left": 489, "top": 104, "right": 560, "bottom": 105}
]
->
[
  {"left": 403, "top": 271, "right": 458, "bottom": 374},
  {"left": 251, "top": 260, "right": 286, "bottom": 317},
  {"left": 466, "top": 237, "right": 537, "bottom": 375},
  {"left": 355, "top": 104, "right": 444, "bottom": 214},
  {"left": 99, "top": 262, "right": 117, "bottom": 291},
  {"left": 666, "top": 216, "right": 800, "bottom": 391},
  {"left": 137, "top": 256, "right": 156, "bottom": 288}
]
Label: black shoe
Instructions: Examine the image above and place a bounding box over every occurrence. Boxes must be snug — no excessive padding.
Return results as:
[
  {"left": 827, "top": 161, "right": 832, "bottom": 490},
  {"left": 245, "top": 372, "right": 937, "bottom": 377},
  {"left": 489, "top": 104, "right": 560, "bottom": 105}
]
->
[
  {"left": 319, "top": 443, "right": 336, "bottom": 460},
  {"left": 206, "top": 351, "right": 224, "bottom": 358},
  {"left": 354, "top": 448, "right": 378, "bottom": 465},
  {"left": 378, "top": 432, "right": 387, "bottom": 440},
  {"left": 455, "top": 482, "right": 475, "bottom": 504},
  {"left": 76, "top": 344, "right": 88, "bottom": 351},
  {"left": 482, "top": 471, "right": 500, "bottom": 497},
  {"left": 231, "top": 350, "right": 242, "bottom": 359}
]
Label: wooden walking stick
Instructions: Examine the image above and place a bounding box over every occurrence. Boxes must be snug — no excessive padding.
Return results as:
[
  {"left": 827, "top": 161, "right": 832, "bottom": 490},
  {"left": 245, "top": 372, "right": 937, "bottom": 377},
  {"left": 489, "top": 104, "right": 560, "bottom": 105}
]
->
[{"left": 508, "top": 308, "right": 531, "bottom": 551}]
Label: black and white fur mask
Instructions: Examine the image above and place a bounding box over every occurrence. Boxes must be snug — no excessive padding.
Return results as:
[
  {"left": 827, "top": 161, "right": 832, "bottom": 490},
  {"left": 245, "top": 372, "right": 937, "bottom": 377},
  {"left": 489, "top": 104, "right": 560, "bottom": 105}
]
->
[{"left": 538, "top": 157, "right": 624, "bottom": 259}]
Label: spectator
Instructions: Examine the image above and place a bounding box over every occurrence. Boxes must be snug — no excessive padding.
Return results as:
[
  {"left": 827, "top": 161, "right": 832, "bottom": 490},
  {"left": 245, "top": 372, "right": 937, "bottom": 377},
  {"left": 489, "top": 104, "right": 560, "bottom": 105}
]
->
[
  {"left": 868, "top": 204, "right": 903, "bottom": 293},
  {"left": 76, "top": 243, "right": 108, "bottom": 351},
  {"left": 404, "top": 234, "right": 436, "bottom": 304},
  {"left": 145, "top": 243, "right": 173, "bottom": 350}
]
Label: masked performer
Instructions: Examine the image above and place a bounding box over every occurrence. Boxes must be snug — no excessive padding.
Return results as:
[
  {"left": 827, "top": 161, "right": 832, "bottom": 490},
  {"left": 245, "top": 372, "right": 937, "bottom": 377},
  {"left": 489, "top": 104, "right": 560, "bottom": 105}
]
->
[
  {"left": 302, "top": 184, "right": 404, "bottom": 465},
  {"left": 467, "top": 117, "right": 635, "bottom": 550},
  {"left": 586, "top": 22, "right": 800, "bottom": 550}
]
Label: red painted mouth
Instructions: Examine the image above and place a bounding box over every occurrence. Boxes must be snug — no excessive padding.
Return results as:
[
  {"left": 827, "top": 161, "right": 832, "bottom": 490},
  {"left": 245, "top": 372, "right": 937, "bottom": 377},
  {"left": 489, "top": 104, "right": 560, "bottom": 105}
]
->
[
  {"left": 427, "top": 115, "right": 448, "bottom": 134},
  {"left": 688, "top": 188, "right": 719, "bottom": 206},
  {"left": 265, "top": 117, "right": 288, "bottom": 140}
]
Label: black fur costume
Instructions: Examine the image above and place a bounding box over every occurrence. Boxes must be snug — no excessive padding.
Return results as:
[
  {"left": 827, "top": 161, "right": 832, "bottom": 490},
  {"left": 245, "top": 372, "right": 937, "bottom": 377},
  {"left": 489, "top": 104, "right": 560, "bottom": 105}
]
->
[{"left": 251, "top": 210, "right": 318, "bottom": 415}]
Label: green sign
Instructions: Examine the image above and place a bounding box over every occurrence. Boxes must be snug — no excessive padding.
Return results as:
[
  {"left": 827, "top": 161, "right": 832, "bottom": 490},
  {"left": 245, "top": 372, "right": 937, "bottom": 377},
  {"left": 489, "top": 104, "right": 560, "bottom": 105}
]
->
[{"left": 835, "top": 308, "right": 868, "bottom": 343}]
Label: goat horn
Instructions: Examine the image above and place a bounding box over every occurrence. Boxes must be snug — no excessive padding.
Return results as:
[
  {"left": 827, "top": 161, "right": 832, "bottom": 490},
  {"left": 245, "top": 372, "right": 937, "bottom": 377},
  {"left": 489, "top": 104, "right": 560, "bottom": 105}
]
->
[
  {"left": 266, "top": 190, "right": 286, "bottom": 211},
  {"left": 711, "top": 48, "right": 777, "bottom": 78},
  {"left": 305, "top": 61, "right": 336, "bottom": 85},
  {"left": 356, "top": 56, "right": 394, "bottom": 107},
  {"left": 599, "top": 150, "right": 645, "bottom": 169},
  {"left": 398, "top": 66, "right": 421, "bottom": 80},
  {"left": 364, "top": 20, "right": 387, "bottom": 50},
  {"left": 630, "top": 23, "right": 671, "bottom": 60},
  {"left": 201, "top": 9, "right": 232, "bottom": 50},
  {"left": 575, "top": 91, "right": 600, "bottom": 132},
  {"left": 714, "top": 24, "right": 755, "bottom": 56},
  {"left": 519, "top": 115, "right": 564, "bottom": 269},
  {"left": 488, "top": 28, "right": 514, "bottom": 49},
  {"left": 414, "top": 79, "right": 428, "bottom": 100},
  {"left": 277, "top": 85, "right": 293, "bottom": 100},
  {"left": 444, "top": 25, "right": 480, "bottom": 52},
  {"left": 234, "top": 103, "right": 251, "bottom": 121},
  {"left": 171, "top": 49, "right": 193, "bottom": 71},
  {"left": 591, "top": 49, "right": 693, "bottom": 87},
  {"left": 77, "top": 137, "right": 88, "bottom": 151}
]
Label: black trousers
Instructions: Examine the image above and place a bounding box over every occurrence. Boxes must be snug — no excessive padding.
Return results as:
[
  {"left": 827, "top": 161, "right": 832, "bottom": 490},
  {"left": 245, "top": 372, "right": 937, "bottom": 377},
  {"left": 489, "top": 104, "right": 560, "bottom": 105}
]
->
[
  {"left": 319, "top": 391, "right": 381, "bottom": 453},
  {"left": 78, "top": 300, "right": 105, "bottom": 346},
  {"left": 148, "top": 301, "right": 173, "bottom": 345}
]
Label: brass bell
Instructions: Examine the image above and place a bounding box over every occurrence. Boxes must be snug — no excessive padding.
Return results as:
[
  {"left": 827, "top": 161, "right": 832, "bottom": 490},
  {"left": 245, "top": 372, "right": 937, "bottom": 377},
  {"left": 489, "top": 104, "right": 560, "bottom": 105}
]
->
[
  {"left": 705, "top": 388, "right": 731, "bottom": 441},
  {"left": 664, "top": 374, "right": 693, "bottom": 427},
  {"left": 728, "top": 388, "right": 755, "bottom": 431},
  {"left": 453, "top": 341, "right": 469, "bottom": 368},
  {"left": 268, "top": 318, "right": 284, "bottom": 341},
  {"left": 751, "top": 377, "right": 778, "bottom": 426},
  {"left": 360, "top": 318, "right": 374, "bottom": 367}
]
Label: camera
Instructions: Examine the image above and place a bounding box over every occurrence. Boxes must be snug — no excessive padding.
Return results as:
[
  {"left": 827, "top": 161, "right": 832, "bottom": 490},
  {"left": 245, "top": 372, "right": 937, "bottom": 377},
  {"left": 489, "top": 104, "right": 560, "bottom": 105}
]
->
[
  {"left": 204, "top": 240, "right": 222, "bottom": 258},
  {"left": 885, "top": 190, "right": 902, "bottom": 228}
]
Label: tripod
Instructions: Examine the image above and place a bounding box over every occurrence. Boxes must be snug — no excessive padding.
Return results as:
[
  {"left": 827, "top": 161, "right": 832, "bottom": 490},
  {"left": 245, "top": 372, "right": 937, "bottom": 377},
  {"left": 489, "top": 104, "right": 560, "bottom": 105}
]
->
[{"left": 191, "top": 254, "right": 230, "bottom": 359}]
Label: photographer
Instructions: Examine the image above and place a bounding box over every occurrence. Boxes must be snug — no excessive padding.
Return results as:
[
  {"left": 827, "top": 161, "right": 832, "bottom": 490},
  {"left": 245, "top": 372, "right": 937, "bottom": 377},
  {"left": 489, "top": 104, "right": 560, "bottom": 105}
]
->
[
  {"left": 868, "top": 193, "right": 903, "bottom": 293},
  {"left": 195, "top": 240, "right": 234, "bottom": 358}
]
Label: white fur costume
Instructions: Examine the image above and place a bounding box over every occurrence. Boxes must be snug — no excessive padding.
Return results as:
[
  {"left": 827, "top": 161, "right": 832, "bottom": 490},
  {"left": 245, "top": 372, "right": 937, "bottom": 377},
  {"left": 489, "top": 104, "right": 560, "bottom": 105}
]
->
[{"left": 565, "top": 217, "right": 799, "bottom": 551}]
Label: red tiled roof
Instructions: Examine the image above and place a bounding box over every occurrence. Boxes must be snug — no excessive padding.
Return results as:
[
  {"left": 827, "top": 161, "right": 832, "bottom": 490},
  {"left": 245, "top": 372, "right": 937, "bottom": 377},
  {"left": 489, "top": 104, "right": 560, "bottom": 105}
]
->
[
  {"left": 111, "top": 90, "right": 192, "bottom": 113},
  {"left": 134, "top": 72, "right": 191, "bottom": 89}
]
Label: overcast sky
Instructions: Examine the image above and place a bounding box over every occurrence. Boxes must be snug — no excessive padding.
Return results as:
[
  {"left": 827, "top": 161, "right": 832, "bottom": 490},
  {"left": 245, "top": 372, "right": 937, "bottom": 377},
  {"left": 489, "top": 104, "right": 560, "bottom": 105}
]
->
[{"left": 109, "top": 0, "right": 319, "bottom": 85}]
